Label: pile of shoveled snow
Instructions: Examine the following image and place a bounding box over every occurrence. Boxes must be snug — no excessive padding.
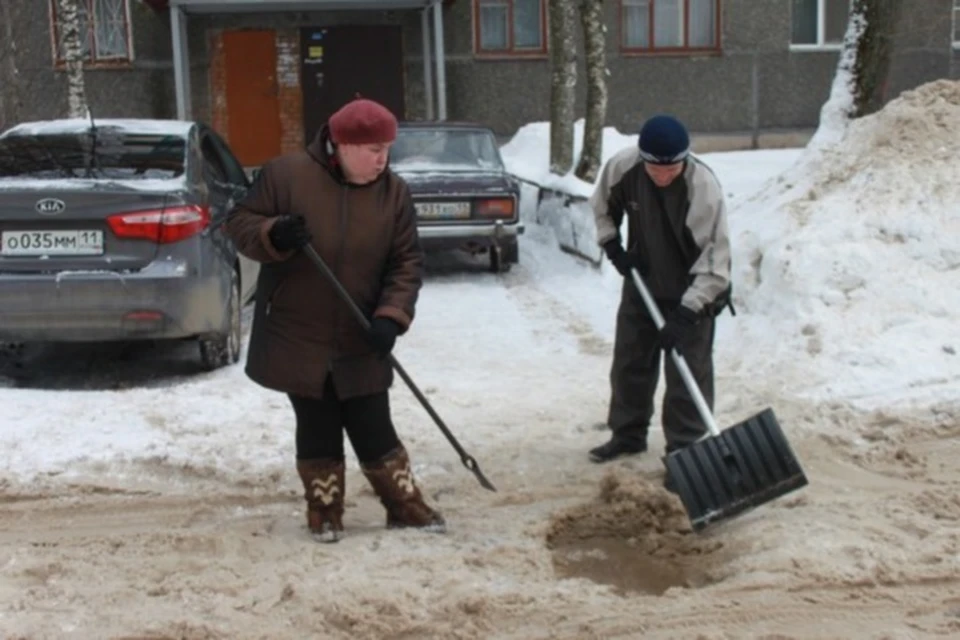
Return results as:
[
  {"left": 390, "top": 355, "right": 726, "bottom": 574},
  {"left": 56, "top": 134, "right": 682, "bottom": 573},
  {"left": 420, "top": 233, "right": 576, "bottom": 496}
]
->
[{"left": 727, "top": 79, "right": 960, "bottom": 410}]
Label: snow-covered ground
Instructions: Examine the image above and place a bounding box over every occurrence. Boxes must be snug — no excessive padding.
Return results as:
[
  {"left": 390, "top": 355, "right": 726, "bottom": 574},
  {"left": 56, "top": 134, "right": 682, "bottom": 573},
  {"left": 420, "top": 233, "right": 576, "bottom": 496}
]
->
[{"left": 2, "top": 79, "right": 959, "bottom": 639}]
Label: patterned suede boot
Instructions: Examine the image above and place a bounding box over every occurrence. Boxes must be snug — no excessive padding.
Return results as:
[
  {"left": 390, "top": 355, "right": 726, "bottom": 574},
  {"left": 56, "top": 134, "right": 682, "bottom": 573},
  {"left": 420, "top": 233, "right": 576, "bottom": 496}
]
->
[
  {"left": 360, "top": 445, "right": 446, "bottom": 533},
  {"left": 296, "top": 458, "right": 345, "bottom": 543}
]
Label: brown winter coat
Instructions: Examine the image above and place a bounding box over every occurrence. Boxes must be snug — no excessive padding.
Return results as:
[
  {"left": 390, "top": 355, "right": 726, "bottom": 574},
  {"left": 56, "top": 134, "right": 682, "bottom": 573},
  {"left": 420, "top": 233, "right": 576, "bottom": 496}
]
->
[{"left": 224, "top": 125, "right": 423, "bottom": 399}]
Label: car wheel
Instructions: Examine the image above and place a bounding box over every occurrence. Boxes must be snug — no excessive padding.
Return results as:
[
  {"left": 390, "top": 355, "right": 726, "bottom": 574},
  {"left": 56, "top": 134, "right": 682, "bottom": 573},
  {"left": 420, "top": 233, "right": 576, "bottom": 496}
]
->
[{"left": 199, "top": 268, "right": 242, "bottom": 370}]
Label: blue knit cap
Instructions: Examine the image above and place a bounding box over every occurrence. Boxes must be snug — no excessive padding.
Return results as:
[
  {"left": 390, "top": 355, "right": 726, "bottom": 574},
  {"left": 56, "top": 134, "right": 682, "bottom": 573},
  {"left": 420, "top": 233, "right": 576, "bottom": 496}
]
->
[{"left": 638, "top": 114, "right": 690, "bottom": 164}]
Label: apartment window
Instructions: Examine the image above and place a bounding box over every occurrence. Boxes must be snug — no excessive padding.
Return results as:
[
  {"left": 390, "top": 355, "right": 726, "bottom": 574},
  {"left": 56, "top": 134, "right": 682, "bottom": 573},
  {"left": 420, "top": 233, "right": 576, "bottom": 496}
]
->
[
  {"left": 791, "top": 0, "right": 850, "bottom": 47},
  {"left": 474, "top": 0, "right": 547, "bottom": 55},
  {"left": 49, "top": 0, "right": 133, "bottom": 65},
  {"left": 621, "top": 0, "right": 720, "bottom": 52}
]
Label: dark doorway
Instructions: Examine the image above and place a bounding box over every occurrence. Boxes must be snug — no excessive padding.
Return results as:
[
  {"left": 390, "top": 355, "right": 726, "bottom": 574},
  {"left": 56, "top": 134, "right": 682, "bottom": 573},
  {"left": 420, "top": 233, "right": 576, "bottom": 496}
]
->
[{"left": 300, "top": 25, "right": 406, "bottom": 145}]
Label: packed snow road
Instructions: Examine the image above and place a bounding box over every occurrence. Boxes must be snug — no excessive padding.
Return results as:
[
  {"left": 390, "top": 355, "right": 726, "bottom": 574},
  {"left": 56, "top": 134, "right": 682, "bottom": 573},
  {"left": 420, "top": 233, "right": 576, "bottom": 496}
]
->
[{"left": 2, "top": 147, "right": 959, "bottom": 639}]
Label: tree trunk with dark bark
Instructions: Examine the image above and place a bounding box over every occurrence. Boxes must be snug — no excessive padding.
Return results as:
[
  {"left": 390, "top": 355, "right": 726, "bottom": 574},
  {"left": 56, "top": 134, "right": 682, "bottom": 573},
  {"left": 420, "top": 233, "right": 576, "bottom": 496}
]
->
[
  {"left": 850, "top": 0, "right": 904, "bottom": 118},
  {"left": 548, "top": 0, "right": 578, "bottom": 175},
  {"left": 57, "top": 0, "right": 89, "bottom": 118},
  {"left": 573, "top": 0, "right": 607, "bottom": 183},
  {"left": 0, "top": 0, "right": 23, "bottom": 129}
]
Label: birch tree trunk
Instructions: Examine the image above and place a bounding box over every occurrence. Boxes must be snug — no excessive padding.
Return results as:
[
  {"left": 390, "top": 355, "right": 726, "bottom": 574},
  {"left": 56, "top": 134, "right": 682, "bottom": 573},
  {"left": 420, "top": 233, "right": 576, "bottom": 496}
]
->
[
  {"left": 807, "top": 3, "right": 867, "bottom": 151},
  {"left": 573, "top": 0, "right": 607, "bottom": 183},
  {"left": 849, "top": 0, "right": 903, "bottom": 118},
  {"left": 57, "top": 0, "right": 89, "bottom": 119},
  {"left": 548, "top": 0, "right": 577, "bottom": 175},
  {"left": 0, "top": 0, "right": 23, "bottom": 128}
]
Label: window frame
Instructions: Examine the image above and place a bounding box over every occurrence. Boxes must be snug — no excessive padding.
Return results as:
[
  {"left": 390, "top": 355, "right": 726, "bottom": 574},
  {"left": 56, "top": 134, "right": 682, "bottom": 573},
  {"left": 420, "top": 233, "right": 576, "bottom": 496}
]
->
[
  {"left": 48, "top": 0, "right": 135, "bottom": 68},
  {"left": 472, "top": 0, "right": 549, "bottom": 59},
  {"left": 618, "top": 0, "right": 723, "bottom": 56},
  {"left": 789, "top": 0, "right": 851, "bottom": 51}
]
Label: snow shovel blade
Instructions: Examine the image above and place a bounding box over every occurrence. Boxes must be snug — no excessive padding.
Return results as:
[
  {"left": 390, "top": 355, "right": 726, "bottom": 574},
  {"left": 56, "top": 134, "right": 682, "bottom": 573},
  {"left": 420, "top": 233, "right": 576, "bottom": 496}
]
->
[{"left": 663, "top": 407, "right": 808, "bottom": 532}]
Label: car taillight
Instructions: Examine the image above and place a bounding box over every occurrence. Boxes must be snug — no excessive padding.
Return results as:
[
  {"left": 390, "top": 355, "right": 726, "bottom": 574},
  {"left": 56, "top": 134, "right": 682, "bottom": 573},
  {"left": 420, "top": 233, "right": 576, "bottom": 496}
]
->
[
  {"left": 107, "top": 205, "right": 210, "bottom": 244},
  {"left": 474, "top": 197, "right": 515, "bottom": 218}
]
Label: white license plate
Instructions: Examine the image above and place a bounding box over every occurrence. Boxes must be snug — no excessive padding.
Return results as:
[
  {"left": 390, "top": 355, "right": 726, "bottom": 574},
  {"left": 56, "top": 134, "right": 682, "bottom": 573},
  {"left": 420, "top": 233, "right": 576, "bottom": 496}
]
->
[
  {"left": 415, "top": 201, "right": 470, "bottom": 220},
  {"left": 0, "top": 229, "right": 105, "bottom": 256}
]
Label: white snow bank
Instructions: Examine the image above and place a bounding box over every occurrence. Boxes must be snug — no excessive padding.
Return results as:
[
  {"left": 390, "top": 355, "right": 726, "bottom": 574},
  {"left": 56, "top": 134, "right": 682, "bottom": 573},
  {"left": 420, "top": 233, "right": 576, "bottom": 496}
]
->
[
  {"left": 500, "top": 119, "right": 637, "bottom": 198},
  {"left": 729, "top": 79, "right": 960, "bottom": 408}
]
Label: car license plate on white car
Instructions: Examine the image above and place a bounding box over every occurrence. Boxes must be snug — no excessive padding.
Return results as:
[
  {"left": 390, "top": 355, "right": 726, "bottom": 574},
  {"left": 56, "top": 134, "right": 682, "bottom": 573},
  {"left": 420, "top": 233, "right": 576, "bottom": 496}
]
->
[
  {"left": 0, "top": 230, "right": 104, "bottom": 256},
  {"left": 415, "top": 201, "right": 470, "bottom": 220}
]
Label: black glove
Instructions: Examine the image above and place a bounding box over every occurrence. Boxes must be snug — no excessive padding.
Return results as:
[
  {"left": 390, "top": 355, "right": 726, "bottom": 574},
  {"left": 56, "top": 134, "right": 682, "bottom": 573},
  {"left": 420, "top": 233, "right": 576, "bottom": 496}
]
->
[
  {"left": 602, "top": 240, "right": 649, "bottom": 278},
  {"left": 659, "top": 305, "right": 700, "bottom": 354},
  {"left": 268, "top": 215, "right": 312, "bottom": 252},
  {"left": 366, "top": 317, "right": 401, "bottom": 358}
]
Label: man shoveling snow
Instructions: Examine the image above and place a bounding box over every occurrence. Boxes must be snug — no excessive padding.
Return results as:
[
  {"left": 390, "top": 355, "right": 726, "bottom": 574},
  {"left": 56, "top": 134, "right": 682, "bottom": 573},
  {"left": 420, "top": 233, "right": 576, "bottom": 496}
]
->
[{"left": 587, "top": 115, "right": 733, "bottom": 490}]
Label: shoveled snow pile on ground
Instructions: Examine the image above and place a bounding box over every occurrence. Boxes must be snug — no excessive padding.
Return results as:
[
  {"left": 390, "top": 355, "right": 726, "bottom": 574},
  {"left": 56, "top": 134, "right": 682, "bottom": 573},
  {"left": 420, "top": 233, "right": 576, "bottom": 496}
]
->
[{"left": 728, "top": 79, "right": 960, "bottom": 409}]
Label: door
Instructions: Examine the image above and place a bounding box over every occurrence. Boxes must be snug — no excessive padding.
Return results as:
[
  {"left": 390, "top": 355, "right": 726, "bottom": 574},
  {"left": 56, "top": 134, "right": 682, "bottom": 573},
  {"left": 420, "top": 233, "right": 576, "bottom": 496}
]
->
[
  {"left": 222, "top": 30, "right": 282, "bottom": 167},
  {"left": 300, "top": 25, "right": 406, "bottom": 145}
]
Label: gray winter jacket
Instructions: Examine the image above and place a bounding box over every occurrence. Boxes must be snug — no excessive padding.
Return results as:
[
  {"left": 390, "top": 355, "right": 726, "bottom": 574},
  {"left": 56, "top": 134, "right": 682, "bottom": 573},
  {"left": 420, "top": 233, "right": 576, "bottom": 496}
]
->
[{"left": 589, "top": 146, "right": 732, "bottom": 314}]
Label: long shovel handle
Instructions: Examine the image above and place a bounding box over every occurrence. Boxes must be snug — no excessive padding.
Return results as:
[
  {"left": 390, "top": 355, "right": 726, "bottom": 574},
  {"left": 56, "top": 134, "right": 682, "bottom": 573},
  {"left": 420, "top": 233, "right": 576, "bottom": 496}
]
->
[
  {"left": 302, "top": 244, "right": 497, "bottom": 492},
  {"left": 629, "top": 269, "right": 721, "bottom": 438}
]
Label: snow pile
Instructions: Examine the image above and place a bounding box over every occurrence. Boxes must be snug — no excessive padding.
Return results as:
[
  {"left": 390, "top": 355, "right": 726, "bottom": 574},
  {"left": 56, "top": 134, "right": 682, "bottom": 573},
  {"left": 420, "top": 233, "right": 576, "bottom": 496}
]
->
[
  {"left": 499, "top": 119, "right": 637, "bottom": 198},
  {"left": 730, "top": 79, "right": 960, "bottom": 408}
]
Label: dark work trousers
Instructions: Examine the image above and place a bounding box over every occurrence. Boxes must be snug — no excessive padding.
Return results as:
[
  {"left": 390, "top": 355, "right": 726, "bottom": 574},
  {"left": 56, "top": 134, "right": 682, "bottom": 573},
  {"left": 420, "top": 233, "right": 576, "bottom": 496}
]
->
[
  {"left": 288, "top": 375, "right": 401, "bottom": 464},
  {"left": 606, "top": 287, "right": 716, "bottom": 451}
]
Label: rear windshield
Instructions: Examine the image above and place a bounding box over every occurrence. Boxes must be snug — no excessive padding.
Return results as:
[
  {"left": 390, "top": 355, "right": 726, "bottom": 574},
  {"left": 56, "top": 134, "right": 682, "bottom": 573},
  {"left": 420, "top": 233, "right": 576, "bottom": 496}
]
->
[
  {"left": 0, "top": 129, "right": 187, "bottom": 180},
  {"left": 390, "top": 129, "right": 503, "bottom": 172}
]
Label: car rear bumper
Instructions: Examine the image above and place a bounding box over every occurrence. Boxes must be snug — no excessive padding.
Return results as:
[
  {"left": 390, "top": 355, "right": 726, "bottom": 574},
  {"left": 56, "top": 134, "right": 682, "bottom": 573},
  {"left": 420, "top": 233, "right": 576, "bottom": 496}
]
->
[
  {"left": 0, "top": 259, "right": 225, "bottom": 342},
  {"left": 417, "top": 219, "right": 524, "bottom": 249}
]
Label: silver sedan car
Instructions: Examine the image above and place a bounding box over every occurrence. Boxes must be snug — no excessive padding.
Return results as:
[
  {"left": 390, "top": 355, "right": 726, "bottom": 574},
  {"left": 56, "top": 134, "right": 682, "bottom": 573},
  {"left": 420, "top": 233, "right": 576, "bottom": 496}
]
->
[{"left": 0, "top": 118, "right": 258, "bottom": 370}]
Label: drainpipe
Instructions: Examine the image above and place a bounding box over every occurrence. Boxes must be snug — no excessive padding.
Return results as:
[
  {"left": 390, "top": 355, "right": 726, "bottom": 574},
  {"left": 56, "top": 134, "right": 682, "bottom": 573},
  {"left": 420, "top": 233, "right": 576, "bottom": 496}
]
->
[
  {"left": 432, "top": 0, "right": 447, "bottom": 121},
  {"left": 171, "top": 5, "right": 191, "bottom": 120},
  {"left": 422, "top": 6, "right": 434, "bottom": 120}
]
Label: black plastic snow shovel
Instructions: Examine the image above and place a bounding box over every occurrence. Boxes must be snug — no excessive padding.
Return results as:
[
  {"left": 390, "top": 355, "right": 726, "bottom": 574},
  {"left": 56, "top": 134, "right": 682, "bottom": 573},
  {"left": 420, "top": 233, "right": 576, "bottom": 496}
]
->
[
  {"left": 629, "top": 269, "right": 808, "bottom": 532},
  {"left": 302, "top": 244, "right": 496, "bottom": 492}
]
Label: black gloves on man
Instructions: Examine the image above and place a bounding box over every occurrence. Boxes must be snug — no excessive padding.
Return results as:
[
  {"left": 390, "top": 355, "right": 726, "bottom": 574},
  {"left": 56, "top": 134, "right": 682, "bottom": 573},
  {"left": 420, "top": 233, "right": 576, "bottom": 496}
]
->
[
  {"left": 366, "top": 317, "right": 401, "bottom": 359},
  {"left": 268, "top": 214, "right": 312, "bottom": 252},
  {"left": 602, "top": 239, "right": 649, "bottom": 278},
  {"left": 659, "top": 305, "right": 700, "bottom": 354}
]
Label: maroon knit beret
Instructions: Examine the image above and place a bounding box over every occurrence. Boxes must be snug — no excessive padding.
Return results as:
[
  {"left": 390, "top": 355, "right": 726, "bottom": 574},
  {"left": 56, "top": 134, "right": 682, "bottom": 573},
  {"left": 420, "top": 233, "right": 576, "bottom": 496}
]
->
[{"left": 328, "top": 98, "right": 398, "bottom": 145}]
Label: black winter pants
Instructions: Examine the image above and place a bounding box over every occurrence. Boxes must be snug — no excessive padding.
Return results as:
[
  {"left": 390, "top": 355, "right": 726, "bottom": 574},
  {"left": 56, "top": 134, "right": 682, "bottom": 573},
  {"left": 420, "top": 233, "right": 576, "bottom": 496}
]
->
[
  {"left": 289, "top": 376, "right": 401, "bottom": 464},
  {"left": 606, "top": 287, "right": 716, "bottom": 451}
]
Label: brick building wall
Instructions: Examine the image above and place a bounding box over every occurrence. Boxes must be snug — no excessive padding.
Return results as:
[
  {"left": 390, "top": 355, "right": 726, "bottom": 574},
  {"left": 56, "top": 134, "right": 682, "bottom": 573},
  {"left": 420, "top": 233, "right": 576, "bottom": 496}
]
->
[{"left": 275, "top": 30, "right": 304, "bottom": 154}]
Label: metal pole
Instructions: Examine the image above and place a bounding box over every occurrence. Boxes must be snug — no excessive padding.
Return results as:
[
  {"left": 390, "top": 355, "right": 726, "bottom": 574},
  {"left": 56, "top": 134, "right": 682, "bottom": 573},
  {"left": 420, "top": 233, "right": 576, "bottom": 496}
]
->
[
  {"left": 421, "top": 6, "right": 434, "bottom": 120},
  {"left": 170, "top": 5, "right": 191, "bottom": 120},
  {"left": 431, "top": 0, "right": 447, "bottom": 120}
]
